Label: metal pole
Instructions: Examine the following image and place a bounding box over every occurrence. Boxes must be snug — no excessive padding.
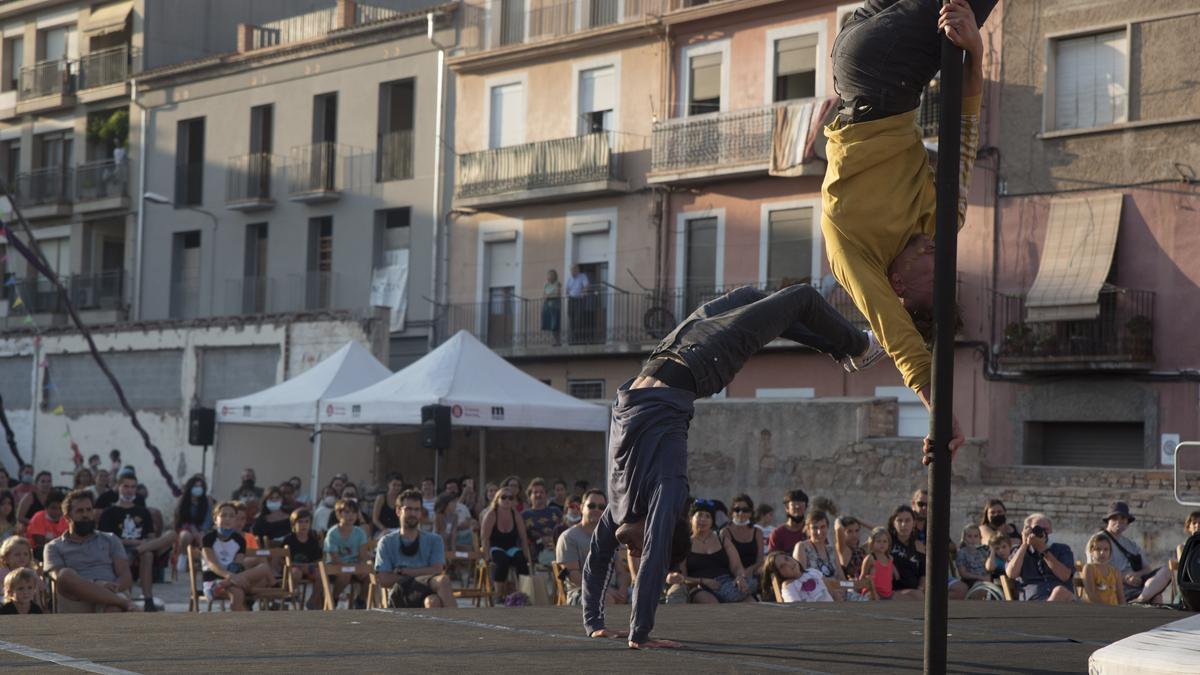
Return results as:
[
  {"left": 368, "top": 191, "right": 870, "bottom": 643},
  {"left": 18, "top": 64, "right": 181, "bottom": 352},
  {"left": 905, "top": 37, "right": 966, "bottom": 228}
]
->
[{"left": 925, "top": 4, "right": 963, "bottom": 673}]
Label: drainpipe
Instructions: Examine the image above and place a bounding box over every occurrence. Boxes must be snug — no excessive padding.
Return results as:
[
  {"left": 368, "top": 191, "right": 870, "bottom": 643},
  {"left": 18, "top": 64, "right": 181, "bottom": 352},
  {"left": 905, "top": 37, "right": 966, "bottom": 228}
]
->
[
  {"left": 427, "top": 12, "right": 449, "bottom": 347},
  {"left": 131, "top": 78, "right": 147, "bottom": 320}
]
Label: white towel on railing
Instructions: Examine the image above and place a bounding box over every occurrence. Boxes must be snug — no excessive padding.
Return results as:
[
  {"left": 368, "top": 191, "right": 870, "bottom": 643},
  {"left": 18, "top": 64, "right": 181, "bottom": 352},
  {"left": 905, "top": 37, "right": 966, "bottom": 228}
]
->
[
  {"left": 370, "top": 249, "right": 408, "bottom": 333},
  {"left": 770, "top": 97, "right": 837, "bottom": 176}
]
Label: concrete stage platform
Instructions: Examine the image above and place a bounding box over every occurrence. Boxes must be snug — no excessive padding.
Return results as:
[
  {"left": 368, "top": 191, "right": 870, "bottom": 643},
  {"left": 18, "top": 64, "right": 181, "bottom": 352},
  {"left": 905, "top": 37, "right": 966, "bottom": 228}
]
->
[{"left": 0, "top": 602, "right": 1188, "bottom": 674}]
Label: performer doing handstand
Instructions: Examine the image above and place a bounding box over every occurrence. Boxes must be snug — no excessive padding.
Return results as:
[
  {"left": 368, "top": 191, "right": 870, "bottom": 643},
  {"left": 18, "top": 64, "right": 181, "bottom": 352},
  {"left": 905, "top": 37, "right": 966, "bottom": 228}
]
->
[
  {"left": 823, "top": 0, "right": 995, "bottom": 461},
  {"left": 582, "top": 284, "right": 883, "bottom": 648}
]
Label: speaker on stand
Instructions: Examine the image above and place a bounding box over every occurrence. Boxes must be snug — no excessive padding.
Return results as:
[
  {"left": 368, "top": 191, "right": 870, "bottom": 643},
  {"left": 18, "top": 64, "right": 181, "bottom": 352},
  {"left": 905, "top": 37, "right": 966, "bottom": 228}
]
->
[
  {"left": 189, "top": 406, "right": 216, "bottom": 480},
  {"left": 422, "top": 404, "right": 451, "bottom": 487}
]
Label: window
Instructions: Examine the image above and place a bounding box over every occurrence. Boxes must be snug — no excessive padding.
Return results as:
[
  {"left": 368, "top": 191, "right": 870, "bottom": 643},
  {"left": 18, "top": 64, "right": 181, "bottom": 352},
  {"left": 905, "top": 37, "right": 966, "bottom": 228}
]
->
[
  {"left": 588, "top": 0, "right": 619, "bottom": 28},
  {"left": 250, "top": 104, "right": 273, "bottom": 154},
  {"left": 375, "top": 207, "right": 411, "bottom": 267},
  {"left": 568, "top": 217, "right": 612, "bottom": 345},
  {"left": 37, "top": 26, "right": 74, "bottom": 61},
  {"left": 578, "top": 66, "right": 614, "bottom": 134},
  {"left": 170, "top": 231, "right": 201, "bottom": 319},
  {"left": 3, "top": 36, "right": 22, "bottom": 92},
  {"left": 175, "top": 117, "right": 205, "bottom": 205},
  {"left": 1051, "top": 30, "right": 1128, "bottom": 131},
  {"left": 684, "top": 216, "right": 718, "bottom": 311},
  {"left": 766, "top": 206, "right": 815, "bottom": 286},
  {"left": 773, "top": 34, "right": 818, "bottom": 102},
  {"left": 307, "top": 217, "right": 333, "bottom": 309},
  {"left": 1026, "top": 421, "right": 1143, "bottom": 467},
  {"left": 687, "top": 52, "right": 722, "bottom": 115},
  {"left": 377, "top": 79, "right": 415, "bottom": 181},
  {"left": 567, "top": 379, "right": 605, "bottom": 400},
  {"left": 1, "top": 139, "right": 19, "bottom": 185},
  {"left": 499, "top": 0, "right": 525, "bottom": 45},
  {"left": 875, "top": 386, "right": 929, "bottom": 438},
  {"left": 488, "top": 81, "right": 524, "bottom": 148},
  {"left": 243, "top": 223, "right": 268, "bottom": 313},
  {"left": 247, "top": 105, "right": 273, "bottom": 199},
  {"left": 482, "top": 231, "right": 519, "bottom": 348}
]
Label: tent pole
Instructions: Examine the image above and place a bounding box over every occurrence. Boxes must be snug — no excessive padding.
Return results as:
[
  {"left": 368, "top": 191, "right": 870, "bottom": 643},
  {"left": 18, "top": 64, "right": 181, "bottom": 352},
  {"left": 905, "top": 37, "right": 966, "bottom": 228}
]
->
[
  {"left": 310, "top": 421, "right": 323, "bottom": 503},
  {"left": 478, "top": 428, "right": 486, "bottom": 494}
]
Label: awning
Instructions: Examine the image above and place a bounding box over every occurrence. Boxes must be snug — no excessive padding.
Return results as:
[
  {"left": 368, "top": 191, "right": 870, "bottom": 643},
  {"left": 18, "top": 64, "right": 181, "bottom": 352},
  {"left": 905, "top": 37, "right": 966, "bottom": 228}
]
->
[
  {"left": 83, "top": 1, "right": 133, "bottom": 36},
  {"left": 1025, "top": 193, "right": 1123, "bottom": 322}
]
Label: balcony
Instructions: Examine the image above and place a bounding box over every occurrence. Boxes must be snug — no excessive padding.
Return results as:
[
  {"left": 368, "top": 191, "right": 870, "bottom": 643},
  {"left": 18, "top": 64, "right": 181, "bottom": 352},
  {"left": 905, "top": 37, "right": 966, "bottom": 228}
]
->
[
  {"left": 649, "top": 101, "right": 824, "bottom": 184},
  {"left": 455, "top": 132, "right": 628, "bottom": 209},
  {"left": 76, "top": 46, "right": 136, "bottom": 100},
  {"left": 16, "top": 59, "right": 75, "bottom": 113},
  {"left": 169, "top": 277, "right": 201, "bottom": 320},
  {"left": 13, "top": 167, "right": 73, "bottom": 218},
  {"left": 996, "top": 288, "right": 1155, "bottom": 372},
  {"left": 442, "top": 282, "right": 867, "bottom": 355},
  {"left": 4, "top": 271, "right": 126, "bottom": 327},
  {"left": 458, "top": 0, "right": 673, "bottom": 56},
  {"left": 223, "top": 272, "right": 340, "bottom": 315},
  {"left": 377, "top": 130, "right": 414, "bottom": 182},
  {"left": 75, "top": 159, "right": 129, "bottom": 213},
  {"left": 226, "top": 153, "right": 276, "bottom": 211},
  {"left": 287, "top": 142, "right": 344, "bottom": 203}
]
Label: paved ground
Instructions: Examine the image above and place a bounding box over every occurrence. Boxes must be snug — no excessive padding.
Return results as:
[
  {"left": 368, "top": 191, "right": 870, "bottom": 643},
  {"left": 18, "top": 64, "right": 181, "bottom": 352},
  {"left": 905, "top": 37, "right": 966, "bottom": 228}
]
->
[{"left": 0, "top": 599, "right": 1188, "bottom": 674}]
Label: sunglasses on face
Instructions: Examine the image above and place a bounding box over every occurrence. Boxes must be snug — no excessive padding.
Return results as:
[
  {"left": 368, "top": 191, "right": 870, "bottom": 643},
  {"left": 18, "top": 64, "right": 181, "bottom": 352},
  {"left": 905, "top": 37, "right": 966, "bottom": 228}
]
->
[
  {"left": 916, "top": 501, "right": 928, "bottom": 508},
  {"left": 500, "top": 496, "right": 515, "bottom": 502},
  {"left": 585, "top": 502, "right": 605, "bottom": 510}
]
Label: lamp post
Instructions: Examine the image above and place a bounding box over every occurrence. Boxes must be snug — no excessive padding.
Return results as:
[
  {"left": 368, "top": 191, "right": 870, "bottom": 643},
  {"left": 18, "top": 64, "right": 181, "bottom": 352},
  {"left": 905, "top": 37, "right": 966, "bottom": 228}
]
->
[{"left": 142, "top": 192, "right": 220, "bottom": 317}]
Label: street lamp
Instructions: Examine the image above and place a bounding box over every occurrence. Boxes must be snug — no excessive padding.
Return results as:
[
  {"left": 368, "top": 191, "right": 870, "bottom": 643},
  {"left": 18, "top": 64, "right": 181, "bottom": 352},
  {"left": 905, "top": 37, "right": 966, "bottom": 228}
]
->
[{"left": 142, "top": 192, "right": 221, "bottom": 316}]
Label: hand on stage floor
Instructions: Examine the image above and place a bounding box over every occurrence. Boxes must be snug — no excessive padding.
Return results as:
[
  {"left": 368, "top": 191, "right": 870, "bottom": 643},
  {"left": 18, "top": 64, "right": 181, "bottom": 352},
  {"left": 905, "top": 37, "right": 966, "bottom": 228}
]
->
[
  {"left": 922, "top": 415, "right": 963, "bottom": 466},
  {"left": 590, "top": 628, "right": 628, "bottom": 639},
  {"left": 629, "top": 638, "right": 683, "bottom": 650}
]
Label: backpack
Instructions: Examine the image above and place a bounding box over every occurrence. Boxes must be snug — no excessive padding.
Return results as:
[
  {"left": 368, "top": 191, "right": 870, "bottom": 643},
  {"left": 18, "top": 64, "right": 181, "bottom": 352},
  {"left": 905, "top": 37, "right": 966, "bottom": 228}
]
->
[{"left": 1179, "top": 531, "right": 1200, "bottom": 612}]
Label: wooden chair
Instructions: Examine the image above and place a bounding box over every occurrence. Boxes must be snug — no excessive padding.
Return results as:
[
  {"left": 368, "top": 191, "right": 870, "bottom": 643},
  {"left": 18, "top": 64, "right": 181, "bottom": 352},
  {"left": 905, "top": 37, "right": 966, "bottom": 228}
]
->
[
  {"left": 186, "top": 545, "right": 226, "bottom": 612},
  {"left": 1168, "top": 558, "right": 1180, "bottom": 604},
  {"left": 282, "top": 546, "right": 312, "bottom": 609},
  {"left": 1073, "top": 560, "right": 1086, "bottom": 599},
  {"left": 35, "top": 563, "right": 55, "bottom": 614},
  {"left": 318, "top": 560, "right": 370, "bottom": 610},
  {"left": 366, "top": 572, "right": 390, "bottom": 609},
  {"left": 453, "top": 554, "right": 494, "bottom": 608},
  {"left": 550, "top": 562, "right": 568, "bottom": 605},
  {"left": 999, "top": 574, "right": 1020, "bottom": 601},
  {"left": 248, "top": 547, "right": 296, "bottom": 610}
]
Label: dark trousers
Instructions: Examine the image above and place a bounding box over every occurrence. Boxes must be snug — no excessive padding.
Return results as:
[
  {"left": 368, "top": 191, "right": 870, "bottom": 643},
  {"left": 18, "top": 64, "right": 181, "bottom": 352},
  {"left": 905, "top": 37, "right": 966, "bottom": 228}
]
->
[{"left": 833, "top": 0, "right": 998, "bottom": 122}]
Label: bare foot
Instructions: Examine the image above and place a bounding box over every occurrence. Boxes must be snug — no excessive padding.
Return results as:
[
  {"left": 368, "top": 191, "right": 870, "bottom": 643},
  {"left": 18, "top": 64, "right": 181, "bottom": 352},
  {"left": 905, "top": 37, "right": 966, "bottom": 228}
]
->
[
  {"left": 590, "top": 628, "right": 628, "bottom": 639},
  {"left": 628, "top": 638, "right": 682, "bottom": 649}
]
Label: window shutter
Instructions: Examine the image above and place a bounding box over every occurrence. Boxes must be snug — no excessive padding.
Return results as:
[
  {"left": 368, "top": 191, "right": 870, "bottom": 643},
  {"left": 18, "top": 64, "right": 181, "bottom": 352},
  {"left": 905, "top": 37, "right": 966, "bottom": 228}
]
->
[
  {"left": 776, "top": 34, "right": 818, "bottom": 76},
  {"left": 689, "top": 52, "right": 722, "bottom": 103}
]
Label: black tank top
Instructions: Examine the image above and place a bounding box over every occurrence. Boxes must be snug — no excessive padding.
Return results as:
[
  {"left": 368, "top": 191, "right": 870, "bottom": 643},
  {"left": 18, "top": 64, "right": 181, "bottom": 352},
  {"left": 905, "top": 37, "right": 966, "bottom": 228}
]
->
[
  {"left": 687, "top": 548, "right": 732, "bottom": 579},
  {"left": 378, "top": 498, "right": 399, "bottom": 529},
  {"left": 727, "top": 529, "right": 758, "bottom": 569},
  {"left": 26, "top": 492, "right": 45, "bottom": 519},
  {"left": 490, "top": 514, "right": 520, "bottom": 550}
]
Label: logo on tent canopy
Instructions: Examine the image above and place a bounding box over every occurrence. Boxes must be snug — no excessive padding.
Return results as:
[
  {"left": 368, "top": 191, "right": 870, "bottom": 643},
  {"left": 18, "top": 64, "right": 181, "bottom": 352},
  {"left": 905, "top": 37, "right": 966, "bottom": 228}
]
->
[
  {"left": 491, "top": 406, "right": 504, "bottom": 420},
  {"left": 452, "top": 405, "right": 463, "bottom": 418}
]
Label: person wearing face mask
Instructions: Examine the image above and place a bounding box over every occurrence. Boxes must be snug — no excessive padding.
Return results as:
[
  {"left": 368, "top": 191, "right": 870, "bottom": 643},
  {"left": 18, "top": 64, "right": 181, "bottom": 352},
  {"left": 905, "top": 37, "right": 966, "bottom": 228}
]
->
[
  {"left": 26, "top": 490, "right": 69, "bottom": 561},
  {"left": 44, "top": 489, "right": 140, "bottom": 612},
  {"left": 12, "top": 466, "right": 35, "bottom": 503},
  {"left": 556, "top": 490, "right": 626, "bottom": 607},
  {"left": 16, "top": 470, "right": 53, "bottom": 526},
  {"left": 252, "top": 487, "right": 292, "bottom": 543},
  {"left": 231, "top": 468, "right": 264, "bottom": 502},
  {"left": 99, "top": 473, "right": 177, "bottom": 611},
  {"left": 767, "top": 489, "right": 810, "bottom": 554},
  {"left": 721, "top": 494, "right": 764, "bottom": 592},
  {"left": 174, "top": 475, "right": 212, "bottom": 571},
  {"left": 978, "top": 498, "right": 1020, "bottom": 545},
  {"left": 312, "top": 486, "right": 338, "bottom": 537}
]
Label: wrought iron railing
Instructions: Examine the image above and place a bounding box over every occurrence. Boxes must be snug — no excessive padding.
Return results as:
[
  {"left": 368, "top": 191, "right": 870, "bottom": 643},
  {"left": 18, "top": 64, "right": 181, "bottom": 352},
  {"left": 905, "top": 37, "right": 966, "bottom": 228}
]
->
[
  {"left": 651, "top": 103, "right": 782, "bottom": 173},
  {"left": 18, "top": 59, "right": 74, "bottom": 100},
  {"left": 76, "top": 46, "right": 135, "bottom": 90},
  {"left": 288, "top": 142, "right": 344, "bottom": 196},
  {"left": 225, "top": 275, "right": 273, "bottom": 315},
  {"left": 377, "top": 130, "right": 413, "bottom": 182},
  {"left": 226, "top": 153, "right": 275, "bottom": 203},
  {"left": 14, "top": 167, "right": 73, "bottom": 207},
  {"left": 996, "top": 288, "right": 1154, "bottom": 364},
  {"left": 170, "top": 278, "right": 201, "bottom": 319},
  {"left": 8, "top": 271, "right": 125, "bottom": 313},
  {"left": 456, "top": 132, "right": 620, "bottom": 199},
  {"left": 442, "top": 282, "right": 867, "bottom": 350},
  {"left": 459, "top": 0, "right": 674, "bottom": 54},
  {"left": 75, "top": 158, "right": 128, "bottom": 202}
]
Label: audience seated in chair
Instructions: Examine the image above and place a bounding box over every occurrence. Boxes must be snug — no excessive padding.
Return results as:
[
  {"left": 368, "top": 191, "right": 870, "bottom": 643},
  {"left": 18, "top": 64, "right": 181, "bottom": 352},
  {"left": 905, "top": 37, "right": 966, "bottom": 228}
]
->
[
  {"left": 200, "top": 501, "right": 276, "bottom": 611},
  {"left": 0, "top": 537, "right": 47, "bottom": 599},
  {"left": 374, "top": 489, "right": 454, "bottom": 608},
  {"left": 1081, "top": 533, "right": 1124, "bottom": 606},
  {"left": 1, "top": 568, "right": 43, "bottom": 614},
  {"left": 888, "top": 506, "right": 925, "bottom": 601},
  {"left": 555, "top": 489, "right": 626, "bottom": 607},
  {"left": 44, "top": 490, "right": 139, "bottom": 613},
  {"left": 99, "top": 471, "right": 176, "bottom": 611},
  {"left": 283, "top": 508, "right": 324, "bottom": 610},
  {"left": 792, "top": 510, "right": 849, "bottom": 600},
  {"left": 665, "top": 499, "right": 751, "bottom": 604},
  {"left": 481, "top": 486, "right": 531, "bottom": 598},
  {"left": 324, "top": 498, "right": 370, "bottom": 609},
  {"left": 860, "top": 527, "right": 901, "bottom": 600},
  {"left": 1005, "top": 513, "right": 1075, "bottom": 602},
  {"left": 522, "top": 478, "right": 562, "bottom": 567},
  {"left": 26, "top": 490, "right": 68, "bottom": 562},
  {"left": 1100, "top": 501, "right": 1172, "bottom": 604},
  {"left": 767, "top": 489, "right": 809, "bottom": 553}
]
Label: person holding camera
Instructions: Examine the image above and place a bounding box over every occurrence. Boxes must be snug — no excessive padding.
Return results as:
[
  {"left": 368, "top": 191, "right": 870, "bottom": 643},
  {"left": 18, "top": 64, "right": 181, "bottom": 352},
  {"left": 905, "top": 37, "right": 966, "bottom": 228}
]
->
[
  {"left": 1005, "top": 513, "right": 1075, "bottom": 601},
  {"left": 1100, "top": 501, "right": 1172, "bottom": 604}
]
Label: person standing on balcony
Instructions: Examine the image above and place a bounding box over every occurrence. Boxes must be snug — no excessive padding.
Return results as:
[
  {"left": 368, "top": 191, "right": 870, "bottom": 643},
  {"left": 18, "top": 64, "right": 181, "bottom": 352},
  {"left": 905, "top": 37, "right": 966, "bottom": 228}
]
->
[
  {"left": 542, "top": 269, "right": 563, "bottom": 346},
  {"left": 582, "top": 283, "right": 884, "bottom": 649},
  {"left": 566, "top": 264, "right": 590, "bottom": 344},
  {"left": 822, "top": 0, "right": 995, "bottom": 463}
]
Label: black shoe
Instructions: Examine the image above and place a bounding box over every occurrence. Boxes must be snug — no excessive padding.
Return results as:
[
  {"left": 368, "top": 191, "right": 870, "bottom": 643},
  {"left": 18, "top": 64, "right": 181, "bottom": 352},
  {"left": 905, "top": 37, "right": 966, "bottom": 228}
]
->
[
  {"left": 353, "top": 598, "right": 366, "bottom": 610},
  {"left": 144, "top": 597, "right": 158, "bottom": 612}
]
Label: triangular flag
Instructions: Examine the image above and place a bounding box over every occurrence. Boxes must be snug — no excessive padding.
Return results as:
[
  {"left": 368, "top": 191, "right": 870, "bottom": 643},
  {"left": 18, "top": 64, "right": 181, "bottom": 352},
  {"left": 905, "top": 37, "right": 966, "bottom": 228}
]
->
[
  {"left": 22, "top": 315, "right": 33, "bottom": 325},
  {"left": 11, "top": 296, "right": 22, "bottom": 308},
  {"left": 52, "top": 405, "right": 64, "bottom": 415}
]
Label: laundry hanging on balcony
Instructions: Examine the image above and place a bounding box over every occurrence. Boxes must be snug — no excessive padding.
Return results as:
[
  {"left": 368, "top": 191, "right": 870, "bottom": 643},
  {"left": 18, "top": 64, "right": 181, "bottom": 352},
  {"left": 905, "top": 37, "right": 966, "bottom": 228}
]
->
[
  {"left": 769, "top": 96, "right": 838, "bottom": 177},
  {"left": 1024, "top": 193, "right": 1123, "bottom": 322},
  {"left": 370, "top": 248, "right": 408, "bottom": 333}
]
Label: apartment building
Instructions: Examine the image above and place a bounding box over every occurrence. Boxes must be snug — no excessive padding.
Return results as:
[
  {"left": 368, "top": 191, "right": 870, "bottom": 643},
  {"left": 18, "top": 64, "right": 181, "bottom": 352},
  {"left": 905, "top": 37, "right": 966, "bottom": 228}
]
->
[{"left": 135, "top": 1, "right": 455, "bottom": 369}]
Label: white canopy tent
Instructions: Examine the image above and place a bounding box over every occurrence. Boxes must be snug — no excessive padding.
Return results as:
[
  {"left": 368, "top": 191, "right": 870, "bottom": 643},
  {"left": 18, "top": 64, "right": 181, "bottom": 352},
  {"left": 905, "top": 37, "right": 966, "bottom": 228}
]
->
[
  {"left": 214, "top": 341, "right": 392, "bottom": 500},
  {"left": 321, "top": 330, "right": 609, "bottom": 487}
]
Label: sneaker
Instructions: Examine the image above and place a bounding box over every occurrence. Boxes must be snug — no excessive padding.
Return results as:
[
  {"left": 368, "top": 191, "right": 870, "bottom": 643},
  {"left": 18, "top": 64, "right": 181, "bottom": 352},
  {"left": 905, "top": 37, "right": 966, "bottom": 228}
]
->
[
  {"left": 841, "top": 330, "right": 885, "bottom": 373},
  {"left": 144, "top": 597, "right": 158, "bottom": 612}
]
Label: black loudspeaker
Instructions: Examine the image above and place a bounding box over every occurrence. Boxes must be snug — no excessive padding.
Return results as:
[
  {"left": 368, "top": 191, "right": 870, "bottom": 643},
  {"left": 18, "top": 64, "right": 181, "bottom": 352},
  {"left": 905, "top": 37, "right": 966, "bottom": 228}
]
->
[
  {"left": 1179, "top": 532, "right": 1200, "bottom": 611},
  {"left": 188, "top": 407, "right": 215, "bottom": 446},
  {"left": 421, "top": 404, "right": 451, "bottom": 449}
]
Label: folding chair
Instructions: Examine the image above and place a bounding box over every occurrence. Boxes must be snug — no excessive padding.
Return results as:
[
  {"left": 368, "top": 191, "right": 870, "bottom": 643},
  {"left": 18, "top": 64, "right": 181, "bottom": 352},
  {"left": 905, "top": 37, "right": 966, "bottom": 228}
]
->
[
  {"left": 1073, "top": 560, "right": 1086, "bottom": 599},
  {"left": 186, "top": 545, "right": 226, "bottom": 612},
  {"left": 550, "top": 562, "right": 568, "bottom": 605},
  {"left": 318, "top": 560, "right": 370, "bottom": 610},
  {"left": 1168, "top": 558, "right": 1180, "bottom": 604},
  {"left": 283, "top": 546, "right": 314, "bottom": 609},
  {"left": 999, "top": 574, "right": 1020, "bottom": 601},
  {"left": 453, "top": 555, "right": 495, "bottom": 607},
  {"left": 35, "top": 563, "right": 56, "bottom": 614},
  {"left": 248, "top": 547, "right": 296, "bottom": 610}
]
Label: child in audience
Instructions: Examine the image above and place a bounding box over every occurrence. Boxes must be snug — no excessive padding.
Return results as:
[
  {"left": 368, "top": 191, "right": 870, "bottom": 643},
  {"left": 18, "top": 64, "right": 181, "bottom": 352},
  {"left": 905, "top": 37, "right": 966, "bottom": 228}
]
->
[
  {"left": 26, "top": 490, "right": 68, "bottom": 561},
  {"left": 1082, "top": 533, "right": 1124, "bottom": 606},
  {"left": 860, "top": 527, "right": 896, "bottom": 600},
  {"left": 755, "top": 504, "right": 776, "bottom": 546},
  {"left": 1177, "top": 510, "right": 1200, "bottom": 565},
  {"left": 0, "top": 536, "right": 46, "bottom": 596},
  {"left": 1, "top": 568, "right": 43, "bottom": 614},
  {"left": 984, "top": 532, "right": 1011, "bottom": 581},
  {"left": 324, "top": 498, "right": 370, "bottom": 609},
  {"left": 956, "top": 524, "right": 990, "bottom": 589},
  {"left": 760, "top": 551, "right": 833, "bottom": 602},
  {"left": 201, "top": 502, "right": 276, "bottom": 611},
  {"left": 283, "top": 508, "right": 324, "bottom": 610}
]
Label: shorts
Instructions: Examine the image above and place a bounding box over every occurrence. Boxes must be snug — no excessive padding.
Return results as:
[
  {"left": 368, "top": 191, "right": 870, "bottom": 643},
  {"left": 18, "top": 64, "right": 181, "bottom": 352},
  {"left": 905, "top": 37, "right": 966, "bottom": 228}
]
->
[
  {"left": 688, "top": 574, "right": 748, "bottom": 604},
  {"left": 1021, "top": 581, "right": 1071, "bottom": 602},
  {"left": 389, "top": 574, "right": 438, "bottom": 608},
  {"left": 57, "top": 589, "right": 130, "bottom": 614}
]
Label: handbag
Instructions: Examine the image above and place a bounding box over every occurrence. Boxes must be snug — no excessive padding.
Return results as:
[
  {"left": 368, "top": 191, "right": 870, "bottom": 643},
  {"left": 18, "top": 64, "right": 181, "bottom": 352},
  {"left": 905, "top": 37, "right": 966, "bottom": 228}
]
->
[{"left": 1102, "top": 531, "right": 1144, "bottom": 572}]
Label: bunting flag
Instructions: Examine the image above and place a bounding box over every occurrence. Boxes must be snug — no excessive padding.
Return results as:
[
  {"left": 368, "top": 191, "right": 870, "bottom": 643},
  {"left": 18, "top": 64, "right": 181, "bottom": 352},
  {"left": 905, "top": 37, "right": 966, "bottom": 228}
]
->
[
  {"left": 22, "top": 315, "right": 32, "bottom": 325},
  {"left": 52, "top": 405, "right": 64, "bottom": 415},
  {"left": 11, "top": 296, "right": 21, "bottom": 308}
]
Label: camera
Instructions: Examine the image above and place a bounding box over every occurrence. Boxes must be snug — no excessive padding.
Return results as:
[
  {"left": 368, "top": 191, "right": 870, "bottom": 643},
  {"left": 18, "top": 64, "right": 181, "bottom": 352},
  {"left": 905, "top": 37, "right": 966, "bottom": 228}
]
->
[{"left": 1030, "top": 525, "right": 1046, "bottom": 538}]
